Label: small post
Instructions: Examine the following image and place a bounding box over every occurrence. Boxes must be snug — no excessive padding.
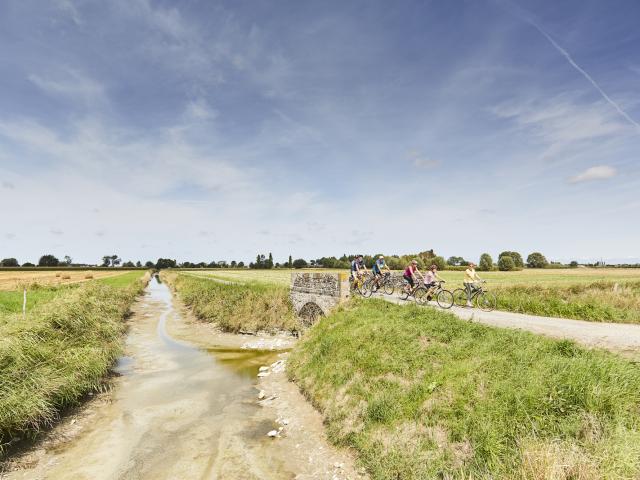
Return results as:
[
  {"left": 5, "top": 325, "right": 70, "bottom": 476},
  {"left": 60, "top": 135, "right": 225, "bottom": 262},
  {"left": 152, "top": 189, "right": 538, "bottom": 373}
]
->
[{"left": 23, "top": 287, "right": 27, "bottom": 318}]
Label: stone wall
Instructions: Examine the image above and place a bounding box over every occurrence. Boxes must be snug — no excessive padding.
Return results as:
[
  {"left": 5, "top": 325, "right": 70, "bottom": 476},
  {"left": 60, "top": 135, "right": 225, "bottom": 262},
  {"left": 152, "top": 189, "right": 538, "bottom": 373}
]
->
[{"left": 290, "top": 272, "right": 350, "bottom": 324}]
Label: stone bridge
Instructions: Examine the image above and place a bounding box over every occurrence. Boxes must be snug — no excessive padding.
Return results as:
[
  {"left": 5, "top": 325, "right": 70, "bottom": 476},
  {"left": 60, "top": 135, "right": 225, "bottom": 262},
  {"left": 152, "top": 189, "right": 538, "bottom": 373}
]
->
[{"left": 290, "top": 272, "right": 350, "bottom": 326}]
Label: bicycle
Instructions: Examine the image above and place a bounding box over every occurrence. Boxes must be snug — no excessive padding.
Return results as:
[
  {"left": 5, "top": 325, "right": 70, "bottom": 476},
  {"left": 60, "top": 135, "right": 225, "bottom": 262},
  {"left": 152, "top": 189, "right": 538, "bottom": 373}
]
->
[
  {"left": 367, "top": 272, "right": 395, "bottom": 296},
  {"left": 350, "top": 272, "right": 371, "bottom": 297},
  {"left": 399, "top": 278, "right": 429, "bottom": 304},
  {"left": 424, "top": 280, "right": 454, "bottom": 309},
  {"left": 452, "top": 281, "right": 496, "bottom": 312}
]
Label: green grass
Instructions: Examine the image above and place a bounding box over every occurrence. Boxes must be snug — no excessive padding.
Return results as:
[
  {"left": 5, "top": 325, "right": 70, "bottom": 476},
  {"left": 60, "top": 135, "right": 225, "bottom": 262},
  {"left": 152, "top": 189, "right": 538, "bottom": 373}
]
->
[
  {"left": 97, "top": 270, "right": 148, "bottom": 288},
  {"left": 0, "top": 287, "right": 68, "bottom": 316},
  {"left": 0, "top": 273, "right": 148, "bottom": 450},
  {"left": 164, "top": 272, "right": 298, "bottom": 333},
  {"left": 288, "top": 299, "right": 640, "bottom": 479}
]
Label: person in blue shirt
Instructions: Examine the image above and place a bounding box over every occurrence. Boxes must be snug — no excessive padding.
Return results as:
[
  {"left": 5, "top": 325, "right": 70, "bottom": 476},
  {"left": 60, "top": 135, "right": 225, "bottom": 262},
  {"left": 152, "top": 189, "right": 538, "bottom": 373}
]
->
[
  {"left": 371, "top": 255, "right": 390, "bottom": 292},
  {"left": 350, "top": 255, "right": 366, "bottom": 284}
]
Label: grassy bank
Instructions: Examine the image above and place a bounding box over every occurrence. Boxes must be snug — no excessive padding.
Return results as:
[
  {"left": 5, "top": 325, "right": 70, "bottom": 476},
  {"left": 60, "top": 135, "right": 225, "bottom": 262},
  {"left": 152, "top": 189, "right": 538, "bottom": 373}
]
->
[
  {"left": 288, "top": 299, "right": 640, "bottom": 479},
  {"left": 164, "top": 273, "right": 298, "bottom": 333},
  {"left": 0, "top": 272, "right": 149, "bottom": 450},
  {"left": 494, "top": 280, "right": 640, "bottom": 323}
]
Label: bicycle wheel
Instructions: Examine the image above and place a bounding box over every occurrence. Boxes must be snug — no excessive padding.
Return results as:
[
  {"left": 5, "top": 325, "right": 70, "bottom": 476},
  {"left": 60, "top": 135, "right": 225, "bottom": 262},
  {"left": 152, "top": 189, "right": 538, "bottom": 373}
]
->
[
  {"left": 399, "top": 285, "right": 410, "bottom": 301},
  {"left": 436, "top": 289, "right": 454, "bottom": 309},
  {"left": 476, "top": 291, "right": 496, "bottom": 312},
  {"left": 413, "top": 287, "right": 429, "bottom": 305},
  {"left": 382, "top": 279, "right": 395, "bottom": 295},
  {"left": 452, "top": 289, "right": 469, "bottom": 307},
  {"left": 360, "top": 278, "right": 373, "bottom": 298}
]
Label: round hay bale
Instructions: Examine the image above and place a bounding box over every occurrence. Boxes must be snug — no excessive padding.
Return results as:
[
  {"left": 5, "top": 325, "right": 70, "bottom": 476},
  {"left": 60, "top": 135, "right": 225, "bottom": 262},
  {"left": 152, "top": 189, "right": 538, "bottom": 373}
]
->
[
  {"left": 85, "top": 274, "right": 94, "bottom": 279},
  {"left": 61, "top": 274, "right": 71, "bottom": 280},
  {"left": 55, "top": 272, "right": 61, "bottom": 277}
]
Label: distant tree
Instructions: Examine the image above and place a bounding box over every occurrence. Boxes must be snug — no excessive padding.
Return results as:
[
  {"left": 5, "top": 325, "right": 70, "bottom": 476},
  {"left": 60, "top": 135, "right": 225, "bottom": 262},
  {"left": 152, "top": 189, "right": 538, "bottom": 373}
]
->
[
  {"left": 144, "top": 261, "right": 155, "bottom": 268},
  {"left": 156, "top": 258, "right": 177, "bottom": 269},
  {"left": 111, "top": 255, "right": 121, "bottom": 267},
  {"left": 102, "top": 255, "right": 121, "bottom": 267},
  {"left": 63, "top": 255, "right": 73, "bottom": 266},
  {"left": 22, "top": 262, "right": 35, "bottom": 267},
  {"left": 1, "top": 258, "right": 19, "bottom": 267},
  {"left": 38, "top": 254, "right": 59, "bottom": 267},
  {"left": 292, "top": 258, "right": 308, "bottom": 269},
  {"left": 527, "top": 252, "right": 549, "bottom": 269},
  {"left": 569, "top": 260, "right": 579, "bottom": 268},
  {"left": 230, "top": 260, "right": 237, "bottom": 268},
  {"left": 267, "top": 252, "right": 274, "bottom": 269},
  {"left": 102, "top": 256, "right": 111, "bottom": 267},
  {"left": 288, "top": 255, "right": 293, "bottom": 268},
  {"left": 430, "top": 256, "right": 447, "bottom": 270},
  {"left": 238, "top": 261, "right": 245, "bottom": 268},
  {"left": 136, "top": 261, "right": 142, "bottom": 267},
  {"left": 498, "top": 255, "right": 516, "bottom": 271},
  {"left": 207, "top": 261, "right": 218, "bottom": 268},
  {"left": 498, "top": 251, "right": 524, "bottom": 268},
  {"left": 447, "top": 256, "right": 466, "bottom": 266},
  {"left": 122, "top": 261, "right": 135, "bottom": 267},
  {"left": 478, "top": 253, "right": 493, "bottom": 271}
]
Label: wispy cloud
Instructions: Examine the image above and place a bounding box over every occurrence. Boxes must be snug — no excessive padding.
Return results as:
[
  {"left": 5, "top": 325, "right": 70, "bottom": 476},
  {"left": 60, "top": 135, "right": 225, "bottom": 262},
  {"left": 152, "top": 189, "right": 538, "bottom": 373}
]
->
[
  {"left": 569, "top": 165, "right": 617, "bottom": 184},
  {"left": 28, "top": 68, "right": 106, "bottom": 106},
  {"left": 409, "top": 150, "right": 441, "bottom": 169}
]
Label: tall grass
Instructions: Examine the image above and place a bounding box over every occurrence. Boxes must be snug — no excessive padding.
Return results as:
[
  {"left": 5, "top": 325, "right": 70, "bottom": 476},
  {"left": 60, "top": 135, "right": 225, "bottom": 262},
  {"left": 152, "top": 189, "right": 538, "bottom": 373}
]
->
[
  {"left": 494, "top": 280, "right": 640, "bottom": 323},
  {"left": 0, "top": 274, "right": 148, "bottom": 450},
  {"left": 288, "top": 298, "right": 640, "bottom": 479},
  {"left": 164, "top": 273, "right": 298, "bottom": 333}
]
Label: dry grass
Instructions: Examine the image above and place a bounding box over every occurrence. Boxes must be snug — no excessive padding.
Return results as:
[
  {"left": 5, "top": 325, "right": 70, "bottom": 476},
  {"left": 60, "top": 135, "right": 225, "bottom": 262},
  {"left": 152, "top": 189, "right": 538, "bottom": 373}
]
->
[{"left": 0, "top": 270, "right": 129, "bottom": 291}]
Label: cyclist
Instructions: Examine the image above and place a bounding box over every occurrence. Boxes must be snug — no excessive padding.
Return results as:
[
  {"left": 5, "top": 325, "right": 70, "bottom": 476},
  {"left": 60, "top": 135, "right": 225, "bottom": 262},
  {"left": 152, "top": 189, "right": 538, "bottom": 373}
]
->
[
  {"left": 371, "top": 255, "right": 390, "bottom": 291},
  {"left": 350, "top": 255, "right": 366, "bottom": 287},
  {"left": 463, "top": 262, "right": 482, "bottom": 307},
  {"left": 423, "top": 264, "right": 444, "bottom": 300},
  {"left": 402, "top": 260, "right": 423, "bottom": 294}
]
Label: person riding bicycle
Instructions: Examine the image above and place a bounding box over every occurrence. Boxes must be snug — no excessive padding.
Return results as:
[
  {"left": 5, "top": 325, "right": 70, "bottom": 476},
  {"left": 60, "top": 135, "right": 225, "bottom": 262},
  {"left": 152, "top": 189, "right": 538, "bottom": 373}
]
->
[
  {"left": 350, "top": 255, "right": 366, "bottom": 286},
  {"left": 371, "top": 255, "right": 391, "bottom": 291},
  {"left": 423, "top": 264, "right": 444, "bottom": 300},
  {"left": 463, "top": 262, "right": 482, "bottom": 307},
  {"left": 402, "top": 260, "right": 423, "bottom": 294}
]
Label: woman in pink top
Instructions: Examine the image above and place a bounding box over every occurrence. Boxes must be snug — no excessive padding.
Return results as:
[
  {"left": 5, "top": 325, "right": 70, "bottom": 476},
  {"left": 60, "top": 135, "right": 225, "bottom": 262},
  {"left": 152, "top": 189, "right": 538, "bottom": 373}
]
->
[{"left": 402, "top": 260, "right": 423, "bottom": 294}]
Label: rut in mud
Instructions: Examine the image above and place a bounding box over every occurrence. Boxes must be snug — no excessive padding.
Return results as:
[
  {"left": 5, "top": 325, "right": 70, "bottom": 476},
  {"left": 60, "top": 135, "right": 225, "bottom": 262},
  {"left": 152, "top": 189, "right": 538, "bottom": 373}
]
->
[{"left": 3, "top": 277, "right": 364, "bottom": 480}]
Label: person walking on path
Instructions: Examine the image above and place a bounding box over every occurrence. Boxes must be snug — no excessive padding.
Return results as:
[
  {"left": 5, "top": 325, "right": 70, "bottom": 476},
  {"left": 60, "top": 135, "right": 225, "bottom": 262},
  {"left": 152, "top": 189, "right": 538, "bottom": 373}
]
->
[{"left": 463, "top": 262, "right": 482, "bottom": 307}]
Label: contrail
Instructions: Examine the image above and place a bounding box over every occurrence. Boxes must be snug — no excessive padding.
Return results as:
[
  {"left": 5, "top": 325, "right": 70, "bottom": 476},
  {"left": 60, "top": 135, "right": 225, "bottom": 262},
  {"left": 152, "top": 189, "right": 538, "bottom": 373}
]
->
[{"left": 528, "top": 20, "right": 640, "bottom": 132}]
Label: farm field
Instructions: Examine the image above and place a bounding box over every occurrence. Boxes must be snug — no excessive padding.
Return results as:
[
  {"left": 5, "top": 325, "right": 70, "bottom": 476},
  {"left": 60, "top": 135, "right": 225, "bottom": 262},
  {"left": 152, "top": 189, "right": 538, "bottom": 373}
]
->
[
  {"left": 186, "top": 268, "right": 640, "bottom": 323},
  {"left": 0, "top": 271, "right": 147, "bottom": 316},
  {"left": 0, "top": 269, "right": 130, "bottom": 291}
]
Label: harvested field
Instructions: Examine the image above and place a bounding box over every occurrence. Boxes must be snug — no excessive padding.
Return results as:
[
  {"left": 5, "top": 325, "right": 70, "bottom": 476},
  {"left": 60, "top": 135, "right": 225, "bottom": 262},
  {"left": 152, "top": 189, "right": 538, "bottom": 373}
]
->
[{"left": 0, "top": 270, "right": 131, "bottom": 291}]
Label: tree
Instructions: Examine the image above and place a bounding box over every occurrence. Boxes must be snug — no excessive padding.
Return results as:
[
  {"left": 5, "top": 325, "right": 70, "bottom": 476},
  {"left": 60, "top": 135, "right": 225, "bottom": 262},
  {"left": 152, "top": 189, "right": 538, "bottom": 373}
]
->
[
  {"left": 38, "top": 254, "right": 59, "bottom": 267},
  {"left": 63, "top": 255, "right": 73, "bottom": 266},
  {"left": 111, "top": 255, "right": 121, "bottom": 267},
  {"left": 288, "top": 255, "right": 293, "bottom": 268},
  {"left": 267, "top": 252, "right": 274, "bottom": 269},
  {"left": 145, "top": 261, "right": 155, "bottom": 268},
  {"left": 1, "top": 258, "right": 19, "bottom": 267},
  {"left": 230, "top": 260, "right": 237, "bottom": 268},
  {"left": 527, "top": 252, "right": 548, "bottom": 269},
  {"left": 292, "top": 258, "right": 308, "bottom": 269},
  {"left": 22, "top": 262, "right": 35, "bottom": 267},
  {"left": 122, "top": 261, "right": 135, "bottom": 267},
  {"left": 102, "top": 256, "right": 111, "bottom": 267},
  {"left": 156, "top": 258, "right": 177, "bottom": 269},
  {"left": 447, "top": 256, "right": 466, "bottom": 266},
  {"left": 498, "top": 251, "right": 524, "bottom": 268},
  {"left": 430, "top": 256, "right": 447, "bottom": 270},
  {"left": 136, "top": 261, "right": 142, "bottom": 267},
  {"left": 102, "top": 255, "right": 121, "bottom": 267},
  {"left": 498, "top": 255, "right": 516, "bottom": 271},
  {"left": 478, "top": 253, "right": 493, "bottom": 271},
  {"left": 569, "top": 260, "right": 579, "bottom": 268},
  {"left": 238, "top": 261, "right": 245, "bottom": 268}
]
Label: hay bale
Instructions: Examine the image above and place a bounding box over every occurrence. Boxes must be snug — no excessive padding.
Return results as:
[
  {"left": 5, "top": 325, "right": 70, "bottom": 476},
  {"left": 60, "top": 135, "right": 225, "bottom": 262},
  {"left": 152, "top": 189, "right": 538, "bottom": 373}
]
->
[
  {"left": 55, "top": 272, "right": 61, "bottom": 277},
  {"left": 85, "top": 274, "right": 94, "bottom": 279},
  {"left": 61, "top": 274, "right": 71, "bottom": 280}
]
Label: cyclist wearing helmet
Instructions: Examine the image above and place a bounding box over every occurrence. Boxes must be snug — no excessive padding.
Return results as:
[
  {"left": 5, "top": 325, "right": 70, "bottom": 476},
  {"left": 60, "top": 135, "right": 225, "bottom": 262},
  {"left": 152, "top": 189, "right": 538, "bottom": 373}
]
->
[
  {"left": 371, "top": 255, "right": 390, "bottom": 291},
  {"left": 350, "top": 255, "right": 366, "bottom": 285},
  {"left": 402, "top": 260, "right": 423, "bottom": 294}
]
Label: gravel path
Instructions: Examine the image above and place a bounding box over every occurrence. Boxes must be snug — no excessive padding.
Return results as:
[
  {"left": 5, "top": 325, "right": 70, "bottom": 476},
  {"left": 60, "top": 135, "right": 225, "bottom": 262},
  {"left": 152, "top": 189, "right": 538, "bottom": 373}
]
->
[{"left": 379, "top": 294, "right": 640, "bottom": 356}]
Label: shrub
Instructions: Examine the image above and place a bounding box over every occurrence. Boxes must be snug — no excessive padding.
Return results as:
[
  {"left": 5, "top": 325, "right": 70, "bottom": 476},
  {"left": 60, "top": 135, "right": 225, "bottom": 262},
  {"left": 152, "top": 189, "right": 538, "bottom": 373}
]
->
[
  {"left": 38, "top": 254, "right": 59, "bottom": 267},
  {"left": 479, "top": 253, "right": 493, "bottom": 271},
  {"left": 292, "top": 258, "right": 308, "bottom": 269},
  {"left": 498, "top": 251, "right": 524, "bottom": 268},
  {"left": 498, "top": 255, "right": 516, "bottom": 271}
]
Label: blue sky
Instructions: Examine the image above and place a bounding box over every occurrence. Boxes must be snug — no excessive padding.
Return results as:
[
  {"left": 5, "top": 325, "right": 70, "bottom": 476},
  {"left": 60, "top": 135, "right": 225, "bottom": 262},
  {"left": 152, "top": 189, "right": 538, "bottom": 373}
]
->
[{"left": 1, "top": 0, "right": 639, "bottom": 265}]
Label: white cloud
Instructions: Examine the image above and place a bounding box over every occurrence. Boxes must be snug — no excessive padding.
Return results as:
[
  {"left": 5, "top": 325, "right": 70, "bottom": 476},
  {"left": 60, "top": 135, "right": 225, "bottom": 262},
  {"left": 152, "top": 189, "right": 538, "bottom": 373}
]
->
[
  {"left": 409, "top": 150, "right": 440, "bottom": 169},
  {"left": 28, "top": 69, "right": 106, "bottom": 106},
  {"left": 54, "top": 0, "right": 82, "bottom": 25},
  {"left": 568, "top": 165, "right": 617, "bottom": 184}
]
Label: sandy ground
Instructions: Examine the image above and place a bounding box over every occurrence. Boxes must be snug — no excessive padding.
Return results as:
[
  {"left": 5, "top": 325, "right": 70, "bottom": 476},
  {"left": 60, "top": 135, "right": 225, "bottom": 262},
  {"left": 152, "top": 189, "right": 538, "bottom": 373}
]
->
[
  {"left": 0, "top": 270, "right": 127, "bottom": 290},
  {"left": 1, "top": 277, "right": 366, "bottom": 480},
  {"left": 380, "top": 294, "right": 640, "bottom": 357}
]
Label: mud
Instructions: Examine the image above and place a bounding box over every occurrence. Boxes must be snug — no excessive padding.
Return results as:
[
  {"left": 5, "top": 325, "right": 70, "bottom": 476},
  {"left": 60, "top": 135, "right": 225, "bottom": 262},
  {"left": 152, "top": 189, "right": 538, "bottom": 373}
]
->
[{"left": 2, "top": 277, "right": 365, "bottom": 480}]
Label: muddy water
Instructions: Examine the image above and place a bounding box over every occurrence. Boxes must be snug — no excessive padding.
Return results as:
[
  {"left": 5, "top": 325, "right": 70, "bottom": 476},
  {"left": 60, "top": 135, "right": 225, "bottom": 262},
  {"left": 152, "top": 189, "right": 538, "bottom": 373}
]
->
[{"left": 4, "top": 277, "right": 299, "bottom": 479}]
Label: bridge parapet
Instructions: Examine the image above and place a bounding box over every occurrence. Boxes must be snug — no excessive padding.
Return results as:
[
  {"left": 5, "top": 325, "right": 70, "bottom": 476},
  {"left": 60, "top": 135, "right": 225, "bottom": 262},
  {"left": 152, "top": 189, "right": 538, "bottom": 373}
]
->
[{"left": 290, "top": 272, "right": 349, "bottom": 325}]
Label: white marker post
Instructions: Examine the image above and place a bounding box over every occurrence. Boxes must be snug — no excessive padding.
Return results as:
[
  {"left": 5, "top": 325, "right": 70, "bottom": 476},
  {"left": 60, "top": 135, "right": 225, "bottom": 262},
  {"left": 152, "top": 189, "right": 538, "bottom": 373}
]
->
[{"left": 23, "top": 287, "right": 27, "bottom": 318}]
